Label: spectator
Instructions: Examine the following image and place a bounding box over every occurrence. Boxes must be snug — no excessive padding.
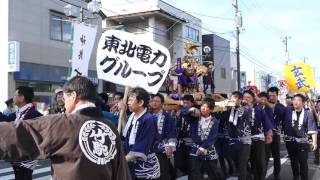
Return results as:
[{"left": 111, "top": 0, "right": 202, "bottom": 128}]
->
[
  {"left": 110, "top": 92, "right": 124, "bottom": 114},
  {"left": 3, "top": 98, "right": 15, "bottom": 116},
  {"left": 39, "top": 102, "right": 49, "bottom": 115},
  {"left": 0, "top": 86, "right": 43, "bottom": 180},
  {"left": 53, "top": 88, "right": 65, "bottom": 114},
  {"left": 98, "top": 92, "right": 111, "bottom": 112}
]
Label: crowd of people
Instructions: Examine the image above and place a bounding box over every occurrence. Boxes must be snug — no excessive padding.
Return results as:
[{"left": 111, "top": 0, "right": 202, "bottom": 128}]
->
[
  {"left": 119, "top": 86, "right": 320, "bottom": 180},
  {"left": 0, "top": 76, "right": 320, "bottom": 180}
]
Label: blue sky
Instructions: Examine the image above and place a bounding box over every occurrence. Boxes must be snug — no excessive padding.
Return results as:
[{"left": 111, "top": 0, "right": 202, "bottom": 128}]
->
[{"left": 164, "top": 0, "right": 320, "bottom": 80}]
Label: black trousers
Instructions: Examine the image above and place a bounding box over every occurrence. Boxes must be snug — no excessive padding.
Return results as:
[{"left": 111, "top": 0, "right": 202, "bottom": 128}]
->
[
  {"left": 190, "top": 157, "right": 224, "bottom": 180},
  {"left": 286, "top": 142, "right": 309, "bottom": 180},
  {"left": 156, "top": 153, "right": 175, "bottom": 180},
  {"left": 266, "top": 134, "right": 281, "bottom": 177},
  {"left": 174, "top": 143, "right": 191, "bottom": 175},
  {"left": 229, "top": 143, "right": 251, "bottom": 180},
  {"left": 12, "top": 166, "right": 33, "bottom": 180},
  {"left": 215, "top": 138, "right": 234, "bottom": 176},
  {"left": 250, "top": 140, "right": 267, "bottom": 180}
]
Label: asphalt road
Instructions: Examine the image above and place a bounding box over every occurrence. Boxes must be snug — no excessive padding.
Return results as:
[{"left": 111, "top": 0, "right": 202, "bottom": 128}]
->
[
  {"left": 178, "top": 142, "right": 320, "bottom": 180},
  {"left": 1, "top": 143, "right": 319, "bottom": 180}
]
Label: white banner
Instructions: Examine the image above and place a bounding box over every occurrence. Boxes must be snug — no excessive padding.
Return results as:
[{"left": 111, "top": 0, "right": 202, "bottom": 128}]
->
[
  {"left": 70, "top": 23, "right": 97, "bottom": 77},
  {"left": 8, "top": 41, "right": 20, "bottom": 72},
  {"left": 96, "top": 30, "right": 171, "bottom": 94}
]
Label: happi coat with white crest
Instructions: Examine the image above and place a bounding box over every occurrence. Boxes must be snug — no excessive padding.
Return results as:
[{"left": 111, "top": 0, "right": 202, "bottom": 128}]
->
[
  {"left": 250, "top": 104, "right": 274, "bottom": 141},
  {"left": 0, "top": 104, "right": 131, "bottom": 180},
  {"left": 225, "top": 105, "right": 254, "bottom": 145},
  {"left": 283, "top": 106, "right": 318, "bottom": 143},
  {"left": 190, "top": 115, "right": 220, "bottom": 160},
  {"left": 269, "top": 102, "right": 286, "bottom": 135},
  {"left": 122, "top": 108, "right": 160, "bottom": 179},
  {"left": 152, "top": 110, "right": 177, "bottom": 154}
]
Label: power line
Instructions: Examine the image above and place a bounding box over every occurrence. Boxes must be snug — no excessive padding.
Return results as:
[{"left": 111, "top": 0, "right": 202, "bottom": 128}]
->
[
  {"left": 52, "top": 0, "right": 234, "bottom": 52},
  {"left": 240, "top": 48, "right": 282, "bottom": 76},
  {"left": 101, "top": 6, "right": 232, "bottom": 36},
  {"left": 240, "top": 0, "right": 282, "bottom": 36},
  {"left": 240, "top": 52, "right": 280, "bottom": 76},
  {"left": 55, "top": 0, "right": 280, "bottom": 75},
  {"left": 124, "top": 0, "right": 134, "bottom": 4},
  {"left": 95, "top": 0, "right": 236, "bottom": 35},
  {"left": 57, "top": 0, "right": 87, "bottom": 10},
  {"left": 183, "top": 11, "right": 234, "bottom": 21},
  {"left": 234, "top": 40, "right": 282, "bottom": 75},
  {"left": 101, "top": 0, "right": 147, "bottom": 7},
  {"left": 250, "top": 0, "right": 281, "bottom": 32},
  {"left": 97, "top": 5, "right": 236, "bottom": 44}
]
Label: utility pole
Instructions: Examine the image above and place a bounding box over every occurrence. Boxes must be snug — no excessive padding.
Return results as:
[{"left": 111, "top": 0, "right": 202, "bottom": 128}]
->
[
  {"left": 282, "top": 36, "right": 291, "bottom": 64},
  {"left": 302, "top": 57, "right": 307, "bottom": 63},
  {"left": 233, "top": 0, "right": 242, "bottom": 90}
]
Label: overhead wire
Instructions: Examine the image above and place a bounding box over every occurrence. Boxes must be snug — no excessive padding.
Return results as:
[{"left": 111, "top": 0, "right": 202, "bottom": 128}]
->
[
  {"left": 54, "top": 0, "right": 281, "bottom": 76},
  {"left": 250, "top": 0, "right": 282, "bottom": 33},
  {"left": 240, "top": 0, "right": 283, "bottom": 36}
]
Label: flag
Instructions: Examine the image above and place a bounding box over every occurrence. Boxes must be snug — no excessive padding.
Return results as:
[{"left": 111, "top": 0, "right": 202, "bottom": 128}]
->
[{"left": 284, "top": 63, "right": 316, "bottom": 92}]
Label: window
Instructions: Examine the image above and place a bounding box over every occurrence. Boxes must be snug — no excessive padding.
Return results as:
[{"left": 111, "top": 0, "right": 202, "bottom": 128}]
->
[
  {"left": 221, "top": 68, "right": 226, "bottom": 79},
  {"left": 16, "top": 81, "right": 52, "bottom": 93},
  {"left": 186, "top": 26, "right": 200, "bottom": 42},
  {"left": 232, "top": 70, "right": 237, "bottom": 80},
  {"left": 50, "top": 11, "right": 72, "bottom": 42}
]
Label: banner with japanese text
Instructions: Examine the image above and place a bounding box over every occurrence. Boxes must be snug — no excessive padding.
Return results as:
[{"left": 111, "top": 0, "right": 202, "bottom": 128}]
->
[
  {"left": 284, "top": 63, "right": 316, "bottom": 92},
  {"left": 268, "top": 80, "right": 289, "bottom": 96},
  {"left": 70, "top": 23, "right": 97, "bottom": 78},
  {"left": 240, "top": 85, "right": 259, "bottom": 95},
  {"left": 96, "top": 30, "right": 171, "bottom": 94}
]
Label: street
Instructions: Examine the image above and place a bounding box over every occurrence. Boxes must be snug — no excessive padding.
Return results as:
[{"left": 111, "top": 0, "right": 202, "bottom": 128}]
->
[
  {"left": 0, "top": 142, "right": 319, "bottom": 180},
  {"left": 264, "top": 144, "right": 320, "bottom": 180},
  {"left": 176, "top": 142, "right": 320, "bottom": 180},
  {"left": 0, "top": 160, "right": 51, "bottom": 180}
]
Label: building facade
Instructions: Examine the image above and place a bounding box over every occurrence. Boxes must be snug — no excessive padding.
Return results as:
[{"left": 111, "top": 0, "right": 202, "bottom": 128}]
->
[
  {"left": 202, "top": 34, "right": 234, "bottom": 94},
  {"left": 4, "top": 0, "right": 102, "bottom": 109},
  {"left": 102, "top": 0, "right": 202, "bottom": 92},
  {"left": 240, "top": 66, "right": 277, "bottom": 92}
]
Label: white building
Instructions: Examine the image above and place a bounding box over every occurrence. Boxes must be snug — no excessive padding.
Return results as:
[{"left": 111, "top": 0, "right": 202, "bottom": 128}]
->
[
  {"left": 102, "top": 0, "right": 202, "bottom": 69},
  {"left": 240, "top": 67, "right": 277, "bottom": 92},
  {"left": 1, "top": 0, "right": 103, "bottom": 110},
  {"left": 102, "top": 0, "right": 202, "bottom": 92}
]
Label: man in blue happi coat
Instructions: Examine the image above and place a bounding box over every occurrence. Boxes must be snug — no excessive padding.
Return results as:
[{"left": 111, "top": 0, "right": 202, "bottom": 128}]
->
[{"left": 150, "top": 93, "right": 177, "bottom": 180}]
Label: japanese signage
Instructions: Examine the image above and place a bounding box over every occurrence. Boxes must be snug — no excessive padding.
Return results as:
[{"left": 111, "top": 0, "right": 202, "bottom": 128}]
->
[
  {"left": 8, "top": 41, "right": 20, "bottom": 72},
  {"left": 96, "top": 30, "right": 171, "bottom": 94},
  {"left": 240, "top": 71, "right": 247, "bottom": 87},
  {"left": 70, "top": 23, "right": 97, "bottom": 77},
  {"left": 240, "top": 85, "right": 259, "bottom": 95},
  {"left": 269, "top": 80, "right": 289, "bottom": 96},
  {"left": 284, "top": 63, "right": 316, "bottom": 92}
]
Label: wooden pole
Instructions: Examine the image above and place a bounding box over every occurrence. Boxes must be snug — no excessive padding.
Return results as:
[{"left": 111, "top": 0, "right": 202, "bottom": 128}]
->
[{"left": 117, "top": 86, "right": 130, "bottom": 133}]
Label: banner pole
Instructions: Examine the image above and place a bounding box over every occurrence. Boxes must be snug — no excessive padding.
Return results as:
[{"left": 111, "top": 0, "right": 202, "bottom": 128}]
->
[{"left": 117, "top": 86, "right": 130, "bottom": 133}]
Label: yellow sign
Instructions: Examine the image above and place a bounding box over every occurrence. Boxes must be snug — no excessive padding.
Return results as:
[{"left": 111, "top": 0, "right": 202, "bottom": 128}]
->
[{"left": 284, "top": 63, "right": 316, "bottom": 92}]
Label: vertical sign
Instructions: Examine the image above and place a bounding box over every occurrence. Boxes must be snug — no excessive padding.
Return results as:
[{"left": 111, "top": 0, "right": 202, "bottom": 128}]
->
[
  {"left": 8, "top": 41, "right": 20, "bottom": 72},
  {"left": 70, "top": 23, "right": 97, "bottom": 78}
]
